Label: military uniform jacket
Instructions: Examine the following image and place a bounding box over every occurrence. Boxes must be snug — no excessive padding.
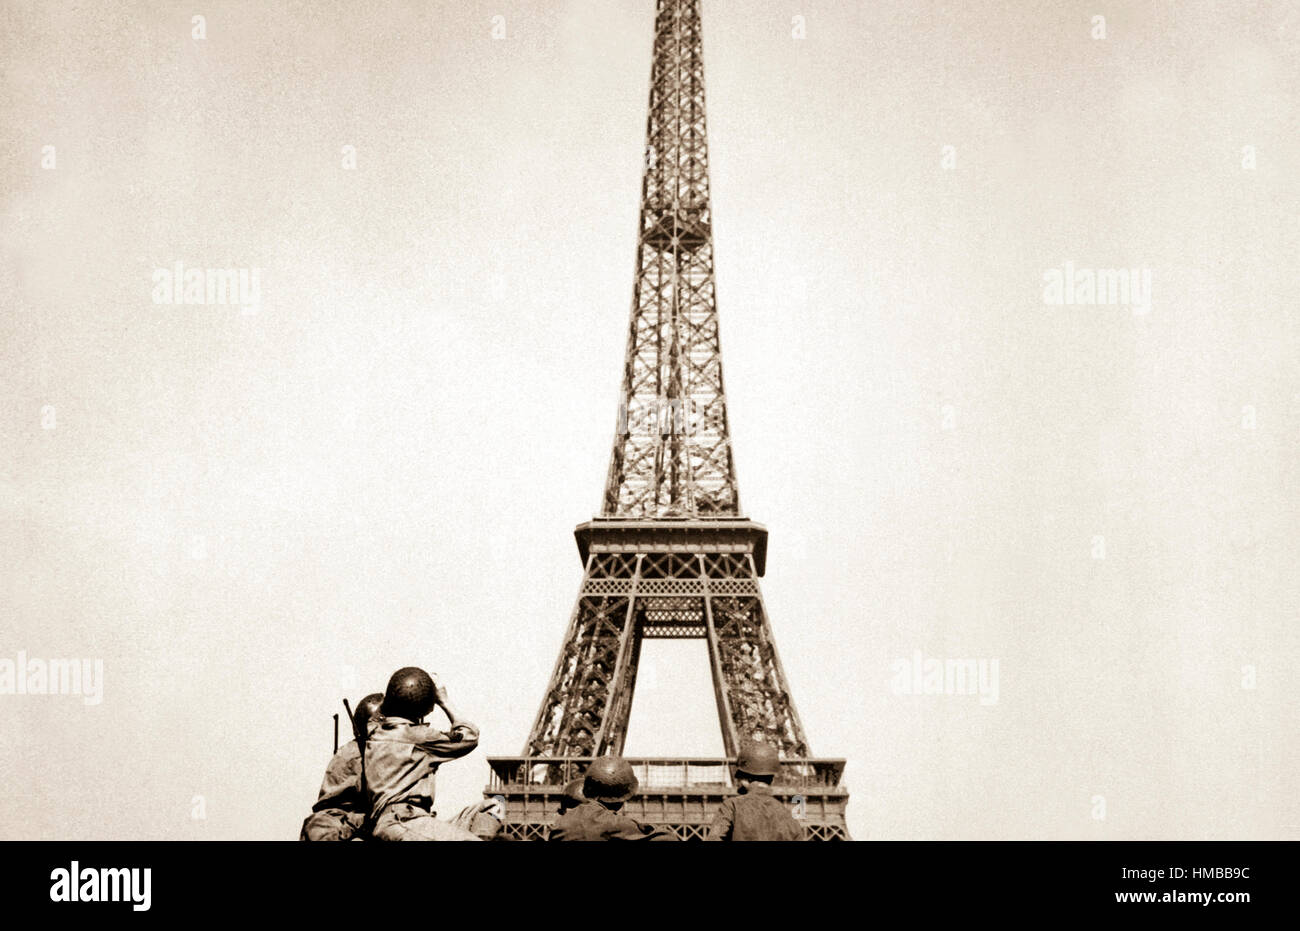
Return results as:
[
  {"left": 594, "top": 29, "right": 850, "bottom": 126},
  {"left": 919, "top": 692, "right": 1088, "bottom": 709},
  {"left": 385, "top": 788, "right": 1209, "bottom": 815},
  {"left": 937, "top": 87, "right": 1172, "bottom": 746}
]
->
[
  {"left": 313, "top": 741, "right": 362, "bottom": 812},
  {"left": 362, "top": 714, "right": 479, "bottom": 816},
  {"left": 548, "top": 800, "right": 679, "bottom": 841},
  {"left": 707, "top": 784, "right": 804, "bottom": 841}
]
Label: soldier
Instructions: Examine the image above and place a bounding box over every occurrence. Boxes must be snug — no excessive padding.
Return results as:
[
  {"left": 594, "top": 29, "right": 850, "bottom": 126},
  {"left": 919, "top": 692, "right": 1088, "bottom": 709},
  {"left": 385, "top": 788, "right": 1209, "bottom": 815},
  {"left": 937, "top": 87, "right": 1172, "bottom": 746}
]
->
[
  {"left": 557, "top": 777, "right": 585, "bottom": 817},
  {"left": 548, "top": 757, "right": 678, "bottom": 841},
  {"left": 363, "top": 666, "right": 482, "bottom": 841},
  {"left": 707, "top": 740, "right": 804, "bottom": 841},
  {"left": 299, "top": 692, "right": 384, "bottom": 841},
  {"left": 449, "top": 800, "right": 505, "bottom": 841},
  {"left": 539, "top": 777, "right": 586, "bottom": 841}
]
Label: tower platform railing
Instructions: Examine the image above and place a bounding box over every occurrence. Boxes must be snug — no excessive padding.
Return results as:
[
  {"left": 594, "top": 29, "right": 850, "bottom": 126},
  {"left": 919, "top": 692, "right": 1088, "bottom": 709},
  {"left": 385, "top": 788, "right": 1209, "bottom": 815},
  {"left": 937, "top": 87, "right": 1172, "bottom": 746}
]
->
[
  {"left": 487, "top": 756, "right": 846, "bottom": 792},
  {"left": 486, "top": 756, "right": 850, "bottom": 841}
]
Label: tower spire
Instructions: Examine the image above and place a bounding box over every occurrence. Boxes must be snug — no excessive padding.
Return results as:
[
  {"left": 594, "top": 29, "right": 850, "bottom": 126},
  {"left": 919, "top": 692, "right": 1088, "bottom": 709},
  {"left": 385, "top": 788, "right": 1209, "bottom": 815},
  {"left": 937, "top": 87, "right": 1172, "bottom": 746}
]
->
[{"left": 604, "top": 0, "right": 738, "bottom": 519}]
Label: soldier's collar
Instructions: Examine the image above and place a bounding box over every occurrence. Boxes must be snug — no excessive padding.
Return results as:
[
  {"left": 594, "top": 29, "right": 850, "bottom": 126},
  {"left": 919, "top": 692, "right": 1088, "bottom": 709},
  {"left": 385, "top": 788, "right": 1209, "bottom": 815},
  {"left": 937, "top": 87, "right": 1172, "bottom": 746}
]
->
[{"left": 377, "top": 714, "right": 417, "bottom": 726}]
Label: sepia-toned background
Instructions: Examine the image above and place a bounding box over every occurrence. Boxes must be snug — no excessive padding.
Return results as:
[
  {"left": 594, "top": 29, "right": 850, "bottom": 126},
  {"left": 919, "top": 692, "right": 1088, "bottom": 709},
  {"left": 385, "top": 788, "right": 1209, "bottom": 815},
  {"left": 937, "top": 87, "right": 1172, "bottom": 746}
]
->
[{"left": 1, "top": 0, "right": 1297, "bottom": 840}]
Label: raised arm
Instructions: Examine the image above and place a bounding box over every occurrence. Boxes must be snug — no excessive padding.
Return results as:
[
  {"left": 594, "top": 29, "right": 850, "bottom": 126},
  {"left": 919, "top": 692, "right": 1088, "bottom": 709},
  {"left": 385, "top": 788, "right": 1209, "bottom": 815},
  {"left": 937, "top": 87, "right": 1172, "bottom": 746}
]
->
[{"left": 415, "top": 674, "right": 480, "bottom": 759}]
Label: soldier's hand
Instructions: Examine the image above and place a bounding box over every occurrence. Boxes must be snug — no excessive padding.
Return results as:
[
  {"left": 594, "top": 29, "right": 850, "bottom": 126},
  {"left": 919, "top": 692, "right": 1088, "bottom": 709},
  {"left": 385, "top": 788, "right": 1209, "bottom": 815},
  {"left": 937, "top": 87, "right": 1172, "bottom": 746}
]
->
[{"left": 430, "top": 672, "right": 451, "bottom": 707}]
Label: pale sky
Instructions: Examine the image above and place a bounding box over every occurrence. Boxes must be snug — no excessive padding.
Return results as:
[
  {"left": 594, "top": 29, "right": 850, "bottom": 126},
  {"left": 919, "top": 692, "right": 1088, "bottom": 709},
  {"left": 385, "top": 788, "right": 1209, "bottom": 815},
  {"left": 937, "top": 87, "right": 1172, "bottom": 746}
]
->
[{"left": 1, "top": 0, "right": 1298, "bottom": 840}]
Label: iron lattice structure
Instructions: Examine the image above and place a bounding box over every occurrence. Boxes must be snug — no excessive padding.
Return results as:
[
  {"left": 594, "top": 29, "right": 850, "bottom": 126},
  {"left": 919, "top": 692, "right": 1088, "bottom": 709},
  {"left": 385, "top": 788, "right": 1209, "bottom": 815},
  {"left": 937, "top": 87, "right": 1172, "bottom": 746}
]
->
[
  {"left": 487, "top": 0, "right": 849, "bottom": 840},
  {"left": 604, "top": 0, "right": 735, "bottom": 520}
]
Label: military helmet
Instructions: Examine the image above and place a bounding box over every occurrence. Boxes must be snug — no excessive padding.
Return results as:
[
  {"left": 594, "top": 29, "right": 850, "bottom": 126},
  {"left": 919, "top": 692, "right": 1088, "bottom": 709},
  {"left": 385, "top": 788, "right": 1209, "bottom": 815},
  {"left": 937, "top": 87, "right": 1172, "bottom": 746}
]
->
[
  {"left": 582, "top": 756, "right": 638, "bottom": 801},
  {"left": 352, "top": 692, "right": 384, "bottom": 738},
  {"left": 559, "top": 777, "right": 585, "bottom": 810},
  {"left": 735, "top": 740, "right": 780, "bottom": 777},
  {"left": 382, "top": 667, "right": 436, "bottom": 720}
]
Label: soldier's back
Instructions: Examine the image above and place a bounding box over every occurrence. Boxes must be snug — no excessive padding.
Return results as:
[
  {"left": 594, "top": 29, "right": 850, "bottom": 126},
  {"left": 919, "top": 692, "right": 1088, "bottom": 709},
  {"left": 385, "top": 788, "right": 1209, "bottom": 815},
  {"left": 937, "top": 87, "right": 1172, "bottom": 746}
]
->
[
  {"left": 549, "top": 800, "right": 675, "bottom": 841},
  {"left": 711, "top": 790, "right": 804, "bottom": 841}
]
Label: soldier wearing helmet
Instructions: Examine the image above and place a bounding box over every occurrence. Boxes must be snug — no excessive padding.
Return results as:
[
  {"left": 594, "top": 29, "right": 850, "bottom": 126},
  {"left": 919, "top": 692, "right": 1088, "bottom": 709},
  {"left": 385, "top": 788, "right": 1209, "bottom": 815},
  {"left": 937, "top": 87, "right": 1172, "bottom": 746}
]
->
[
  {"left": 539, "top": 777, "right": 587, "bottom": 840},
  {"left": 557, "top": 777, "right": 585, "bottom": 816},
  {"left": 362, "top": 667, "right": 482, "bottom": 841},
  {"left": 706, "top": 739, "right": 804, "bottom": 841},
  {"left": 299, "top": 692, "right": 384, "bottom": 841},
  {"left": 548, "top": 756, "right": 678, "bottom": 841}
]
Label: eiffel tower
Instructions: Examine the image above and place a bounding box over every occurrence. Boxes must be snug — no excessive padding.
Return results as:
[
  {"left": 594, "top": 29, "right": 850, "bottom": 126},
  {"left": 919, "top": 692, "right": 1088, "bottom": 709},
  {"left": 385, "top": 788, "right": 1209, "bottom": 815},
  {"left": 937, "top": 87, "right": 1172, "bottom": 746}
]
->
[{"left": 485, "top": 0, "right": 849, "bottom": 840}]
